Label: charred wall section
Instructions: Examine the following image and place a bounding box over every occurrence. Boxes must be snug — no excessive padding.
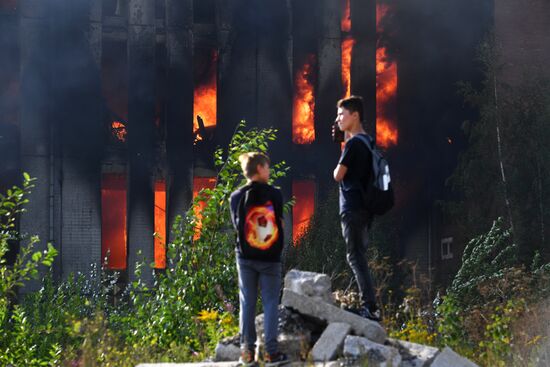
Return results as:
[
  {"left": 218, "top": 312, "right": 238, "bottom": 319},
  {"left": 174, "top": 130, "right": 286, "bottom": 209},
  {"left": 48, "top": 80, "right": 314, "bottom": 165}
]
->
[
  {"left": 495, "top": 0, "right": 550, "bottom": 85},
  {"left": 0, "top": 0, "right": 499, "bottom": 288},
  {"left": 0, "top": 1, "right": 20, "bottom": 267},
  {"left": 2, "top": 0, "right": 370, "bottom": 283}
]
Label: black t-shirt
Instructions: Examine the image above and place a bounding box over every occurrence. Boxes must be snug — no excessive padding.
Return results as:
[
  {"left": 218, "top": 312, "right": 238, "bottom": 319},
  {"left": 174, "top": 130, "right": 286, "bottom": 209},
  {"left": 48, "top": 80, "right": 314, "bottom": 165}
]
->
[
  {"left": 338, "top": 133, "right": 372, "bottom": 214},
  {"left": 230, "top": 181, "right": 284, "bottom": 261}
]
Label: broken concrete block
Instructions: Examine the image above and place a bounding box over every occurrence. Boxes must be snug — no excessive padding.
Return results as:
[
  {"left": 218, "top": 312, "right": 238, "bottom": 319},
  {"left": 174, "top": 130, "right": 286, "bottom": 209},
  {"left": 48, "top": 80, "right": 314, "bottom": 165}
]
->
[
  {"left": 254, "top": 306, "right": 312, "bottom": 360},
  {"left": 310, "top": 322, "right": 351, "bottom": 361},
  {"left": 282, "top": 289, "right": 386, "bottom": 343},
  {"left": 388, "top": 338, "right": 439, "bottom": 367},
  {"left": 255, "top": 306, "right": 316, "bottom": 339},
  {"left": 214, "top": 342, "right": 241, "bottom": 362},
  {"left": 430, "top": 347, "right": 479, "bottom": 367},
  {"left": 343, "top": 335, "right": 401, "bottom": 367},
  {"left": 284, "top": 269, "right": 334, "bottom": 304}
]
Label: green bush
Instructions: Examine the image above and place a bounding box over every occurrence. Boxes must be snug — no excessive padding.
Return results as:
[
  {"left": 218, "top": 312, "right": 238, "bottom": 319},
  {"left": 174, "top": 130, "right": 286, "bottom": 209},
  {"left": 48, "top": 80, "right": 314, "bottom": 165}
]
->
[
  {"left": 0, "top": 175, "right": 59, "bottom": 366},
  {"left": 107, "top": 121, "right": 291, "bottom": 356},
  {"left": 435, "top": 219, "right": 550, "bottom": 365},
  {"left": 1, "top": 122, "right": 291, "bottom": 366}
]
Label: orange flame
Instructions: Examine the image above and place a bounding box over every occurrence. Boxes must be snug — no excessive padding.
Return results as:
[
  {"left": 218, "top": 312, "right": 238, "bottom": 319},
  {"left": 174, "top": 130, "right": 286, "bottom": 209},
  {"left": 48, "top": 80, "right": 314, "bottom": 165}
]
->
[
  {"left": 341, "top": 37, "right": 355, "bottom": 99},
  {"left": 101, "top": 174, "right": 127, "bottom": 270},
  {"left": 341, "top": 0, "right": 355, "bottom": 99},
  {"left": 192, "top": 177, "right": 217, "bottom": 240},
  {"left": 154, "top": 180, "right": 166, "bottom": 269},
  {"left": 292, "top": 180, "right": 315, "bottom": 244},
  {"left": 111, "top": 121, "right": 127, "bottom": 142},
  {"left": 293, "top": 55, "right": 316, "bottom": 144},
  {"left": 341, "top": 0, "right": 351, "bottom": 33},
  {"left": 193, "top": 50, "right": 218, "bottom": 134},
  {"left": 376, "top": 4, "right": 398, "bottom": 148}
]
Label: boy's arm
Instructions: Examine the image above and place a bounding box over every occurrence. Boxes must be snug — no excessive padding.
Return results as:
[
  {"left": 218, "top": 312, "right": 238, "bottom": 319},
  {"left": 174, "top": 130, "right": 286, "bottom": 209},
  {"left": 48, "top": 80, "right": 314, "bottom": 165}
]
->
[
  {"left": 334, "top": 139, "right": 354, "bottom": 182},
  {"left": 333, "top": 164, "right": 348, "bottom": 182}
]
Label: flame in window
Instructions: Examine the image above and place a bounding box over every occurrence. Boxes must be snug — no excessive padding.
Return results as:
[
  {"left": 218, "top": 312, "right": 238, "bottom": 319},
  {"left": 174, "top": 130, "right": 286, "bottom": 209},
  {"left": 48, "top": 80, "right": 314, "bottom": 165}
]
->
[
  {"left": 111, "top": 121, "right": 127, "bottom": 142},
  {"left": 101, "top": 174, "right": 127, "bottom": 270},
  {"left": 376, "top": 4, "right": 398, "bottom": 148},
  {"left": 154, "top": 180, "right": 166, "bottom": 269},
  {"left": 193, "top": 49, "right": 218, "bottom": 142},
  {"left": 292, "top": 54, "right": 316, "bottom": 144},
  {"left": 292, "top": 180, "right": 315, "bottom": 244}
]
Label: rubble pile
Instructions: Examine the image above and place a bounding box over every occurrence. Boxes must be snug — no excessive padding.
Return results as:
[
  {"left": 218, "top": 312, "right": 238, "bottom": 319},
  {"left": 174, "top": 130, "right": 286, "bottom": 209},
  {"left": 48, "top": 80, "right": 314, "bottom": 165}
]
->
[{"left": 214, "top": 269, "right": 479, "bottom": 367}]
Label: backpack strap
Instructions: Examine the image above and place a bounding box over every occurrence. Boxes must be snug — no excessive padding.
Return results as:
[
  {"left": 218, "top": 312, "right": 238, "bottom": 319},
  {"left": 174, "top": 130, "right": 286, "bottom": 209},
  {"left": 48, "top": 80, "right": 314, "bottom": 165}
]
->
[
  {"left": 354, "top": 133, "right": 379, "bottom": 181},
  {"left": 354, "top": 133, "right": 375, "bottom": 152},
  {"left": 236, "top": 184, "right": 253, "bottom": 231}
]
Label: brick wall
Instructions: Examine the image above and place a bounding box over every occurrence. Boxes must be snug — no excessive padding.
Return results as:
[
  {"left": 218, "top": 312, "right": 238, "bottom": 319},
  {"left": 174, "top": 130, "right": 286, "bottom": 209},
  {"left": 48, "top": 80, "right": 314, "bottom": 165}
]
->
[
  {"left": 495, "top": 0, "right": 550, "bottom": 85},
  {"left": 61, "top": 160, "right": 102, "bottom": 277}
]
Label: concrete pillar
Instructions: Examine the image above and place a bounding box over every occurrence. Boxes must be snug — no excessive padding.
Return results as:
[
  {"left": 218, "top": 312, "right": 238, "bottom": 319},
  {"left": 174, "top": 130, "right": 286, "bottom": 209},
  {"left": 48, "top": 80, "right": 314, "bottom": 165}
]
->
[
  {"left": 256, "top": 0, "right": 292, "bottom": 147},
  {"left": 215, "top": 0, "right": 236, "bottom": 147},
  {"left": 255, "top": 0, "right": 293, "bottom": 246},
  {"left": 350, "top": 0, "right": 376, "bottom": 138},
  {"left": 0, "top": 10, "right": 20, "bottom": 267},
  {"left": 127, "top": 0, "right": 156, "bottom": 283},
  {"left": 52, "top": 0, "right": 104, "bottom": 278},
  {"left": 19, "top": 0, "right": 52, "bottom": 292},
  {"left": 0, "top": 6, "right": 20, "bottom": 186},
  {"left": 217, "top": 0, "right": 258, "bottom": 146},
  {"left": 315, "top": 0, "right": 345, "bottom": 196},
  {"left": 215, "top": 0, "right": 234, "bottom": 86},
  {"left": 165, "top": 0, "right": 194, "bottom": 244},
  {"left": 89, "top": 0, "right": 102, "bottom": 67}
]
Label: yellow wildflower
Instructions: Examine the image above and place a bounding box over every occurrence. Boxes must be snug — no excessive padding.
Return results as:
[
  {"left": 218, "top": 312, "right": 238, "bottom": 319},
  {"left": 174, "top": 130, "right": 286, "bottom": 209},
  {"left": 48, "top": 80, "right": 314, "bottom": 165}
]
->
[{"left": 198, "top": 309, "right": 219, "bottom": 322}]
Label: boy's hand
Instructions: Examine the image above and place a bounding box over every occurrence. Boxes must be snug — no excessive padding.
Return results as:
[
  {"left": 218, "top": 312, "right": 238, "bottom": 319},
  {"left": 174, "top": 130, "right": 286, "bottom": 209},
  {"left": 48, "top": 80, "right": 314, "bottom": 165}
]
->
[{"left": 332, "top": 122, "right": 345, "bottom": 143}]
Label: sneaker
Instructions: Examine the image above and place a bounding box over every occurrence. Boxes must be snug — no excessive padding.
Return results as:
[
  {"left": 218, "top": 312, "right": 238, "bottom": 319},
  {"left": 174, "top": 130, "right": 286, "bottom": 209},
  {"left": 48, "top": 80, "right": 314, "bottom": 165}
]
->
[
  {"left": 238, "top": 349, "right": 257, "bottom": 366},
  {"left": 359, "top": 306, "right": 382, "bottom": 322},
  {"left": 264, "top": 351, "right": 290, "bottom": 367}
]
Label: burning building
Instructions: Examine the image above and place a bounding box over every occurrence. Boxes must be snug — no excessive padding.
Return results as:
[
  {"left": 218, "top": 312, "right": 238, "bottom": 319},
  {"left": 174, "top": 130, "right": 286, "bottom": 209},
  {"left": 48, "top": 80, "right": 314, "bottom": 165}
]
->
[
  {"left": 0, "top": 0, "right": 379, "bottom": 288},
  {"left": 0, "top": 0, "right": 495, "bottom": 290}
]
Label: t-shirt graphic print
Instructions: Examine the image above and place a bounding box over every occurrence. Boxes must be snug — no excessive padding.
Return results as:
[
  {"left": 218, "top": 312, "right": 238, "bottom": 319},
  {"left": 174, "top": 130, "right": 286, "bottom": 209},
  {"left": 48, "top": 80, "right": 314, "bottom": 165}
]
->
[{"left": 244, "top": 200, "right": 279, "bottom": 250}]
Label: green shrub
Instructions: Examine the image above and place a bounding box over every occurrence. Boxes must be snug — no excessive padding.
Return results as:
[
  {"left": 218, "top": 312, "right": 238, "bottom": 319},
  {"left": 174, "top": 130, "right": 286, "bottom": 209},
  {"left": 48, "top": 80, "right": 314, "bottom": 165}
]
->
[
  {"left": 0, "top": 175, "right": 60, "bottom": 366},
  {"left": 108, "top": 121, "right": 291, "bottom": 355},
  {"left": 435, "top": 219, "right": 550, "bottom": 365},
  {"left": 1, "top": 123, "right": 291, "bottom": 365}
]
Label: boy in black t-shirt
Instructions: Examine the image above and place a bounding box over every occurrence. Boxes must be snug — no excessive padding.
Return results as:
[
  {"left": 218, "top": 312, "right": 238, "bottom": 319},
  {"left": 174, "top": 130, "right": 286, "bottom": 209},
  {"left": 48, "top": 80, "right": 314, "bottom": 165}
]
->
[
  {"left": 229, "top": 152, "right": 288, "bottom": 366},
  {"left": 332, "top": 96, "right": 381, "bottom": 321}
]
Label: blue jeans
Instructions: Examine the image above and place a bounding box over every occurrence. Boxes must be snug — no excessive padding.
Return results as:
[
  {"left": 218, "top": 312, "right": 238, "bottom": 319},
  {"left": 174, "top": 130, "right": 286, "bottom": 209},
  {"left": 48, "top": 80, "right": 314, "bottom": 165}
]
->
[
  {"left": 340, "top": 210, "right": 377, "bottom": 309},
  {"left": 237, "top": 257, "right": 282, "bottom": 355}
]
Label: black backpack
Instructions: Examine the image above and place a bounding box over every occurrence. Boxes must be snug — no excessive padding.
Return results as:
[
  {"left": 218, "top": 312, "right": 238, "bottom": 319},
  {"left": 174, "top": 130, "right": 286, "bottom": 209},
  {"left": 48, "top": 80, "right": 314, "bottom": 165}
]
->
[
  {"left": 237, "top": 183, "right": 284, "bottom": 261},
  {"left": 355, "top": 134, "right": 395, "bottom": 216}
]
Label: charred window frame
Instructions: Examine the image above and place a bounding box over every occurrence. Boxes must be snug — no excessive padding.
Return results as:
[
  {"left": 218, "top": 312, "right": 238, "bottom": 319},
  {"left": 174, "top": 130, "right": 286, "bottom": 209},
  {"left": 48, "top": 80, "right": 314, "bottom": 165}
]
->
[
  {"left": 441, "top": 237, "right": 453, "bottom": 260},
  {"left": 193, "top": 0, "right": 215, "bottom": 24},
  {"left": 102, "top": 40, "right": 129, "bottom": 146}
]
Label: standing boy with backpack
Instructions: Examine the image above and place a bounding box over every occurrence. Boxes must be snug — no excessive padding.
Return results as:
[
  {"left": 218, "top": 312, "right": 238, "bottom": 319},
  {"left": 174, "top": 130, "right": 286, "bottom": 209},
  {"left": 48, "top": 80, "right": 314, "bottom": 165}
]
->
[
  {"left": 332, "top": 95, "right": 393, "bottom": 321},
  {"left": 229, "top": 152, "right": 289, "bottom": 366}
]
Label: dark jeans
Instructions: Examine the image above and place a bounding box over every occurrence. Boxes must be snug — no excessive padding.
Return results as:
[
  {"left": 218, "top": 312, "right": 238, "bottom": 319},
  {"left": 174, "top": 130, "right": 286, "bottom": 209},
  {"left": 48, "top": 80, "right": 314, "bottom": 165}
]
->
[
  {"left": 237, "top": 257, "right": 282, "bottom": 355},
  {"left": 340, "top": 210, "right": 377, "bottom": 309}
]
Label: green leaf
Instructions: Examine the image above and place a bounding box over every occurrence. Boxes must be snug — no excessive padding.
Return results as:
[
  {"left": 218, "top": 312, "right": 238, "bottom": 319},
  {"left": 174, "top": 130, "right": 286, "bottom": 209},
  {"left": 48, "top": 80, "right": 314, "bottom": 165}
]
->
[{"left": 31, "top": 251, "right": 42, "bottom": 262}]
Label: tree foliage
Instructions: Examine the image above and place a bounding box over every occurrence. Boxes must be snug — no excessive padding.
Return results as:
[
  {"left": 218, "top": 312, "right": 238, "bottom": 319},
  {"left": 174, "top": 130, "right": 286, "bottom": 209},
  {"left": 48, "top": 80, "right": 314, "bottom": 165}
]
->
[{"left": 447, "top": 37, "right": 550, "bottom": 262}]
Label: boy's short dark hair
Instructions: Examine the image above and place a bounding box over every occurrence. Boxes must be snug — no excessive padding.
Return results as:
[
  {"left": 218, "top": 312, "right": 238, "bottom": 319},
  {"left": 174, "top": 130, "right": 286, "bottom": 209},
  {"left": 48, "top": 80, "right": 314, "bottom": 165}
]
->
[
  {"left": 337, "top": 95, "right": 364, "bottom": 122},
  {"left": 238, "top": 152, "right": 270, "bottom": 179}
]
